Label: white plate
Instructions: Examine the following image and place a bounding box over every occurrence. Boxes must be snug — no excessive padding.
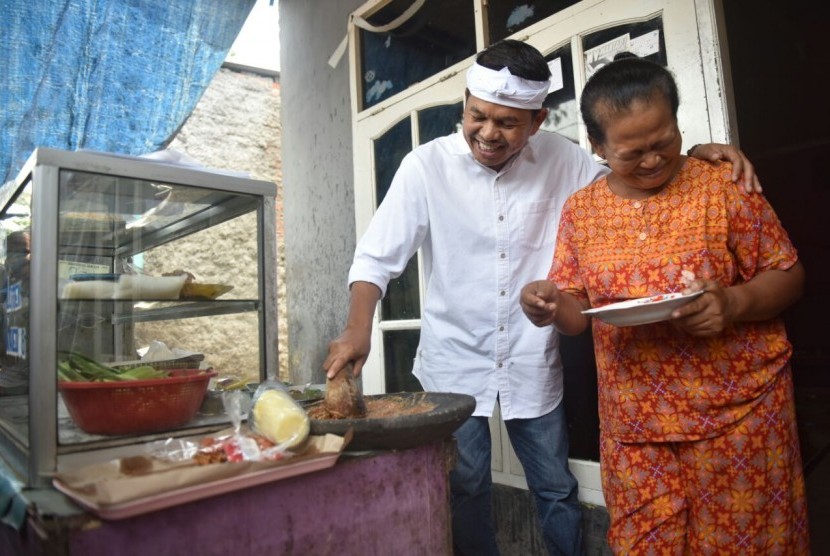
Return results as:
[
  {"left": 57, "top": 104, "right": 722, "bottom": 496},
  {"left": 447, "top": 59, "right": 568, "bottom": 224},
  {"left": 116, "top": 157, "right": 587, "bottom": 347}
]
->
[{"left": 582, "top": 291, "right": 703, "bottom": 326}]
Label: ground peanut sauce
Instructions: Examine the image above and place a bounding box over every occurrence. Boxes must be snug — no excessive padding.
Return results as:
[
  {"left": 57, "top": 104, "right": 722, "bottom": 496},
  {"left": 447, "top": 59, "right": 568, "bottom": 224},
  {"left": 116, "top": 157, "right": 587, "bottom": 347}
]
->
[{"left": 307, "top": 395, "right": 436, "bottom": 420}]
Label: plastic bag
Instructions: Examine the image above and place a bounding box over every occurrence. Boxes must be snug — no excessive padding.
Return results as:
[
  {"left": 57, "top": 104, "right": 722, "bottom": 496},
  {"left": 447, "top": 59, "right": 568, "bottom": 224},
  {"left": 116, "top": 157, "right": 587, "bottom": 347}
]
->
[
  {"left": 248, "top": 381, "right": 311, "bottom": 451},
  {"left": 150, "top": 387, "right": 299, "bottom": 464}
]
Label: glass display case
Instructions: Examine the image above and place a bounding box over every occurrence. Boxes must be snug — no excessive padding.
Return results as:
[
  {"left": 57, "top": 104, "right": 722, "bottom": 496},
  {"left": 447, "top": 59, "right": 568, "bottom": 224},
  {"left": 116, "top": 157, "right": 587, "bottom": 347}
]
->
[{"left": 0, "top": 148, "right": 278, "bottom": 487}]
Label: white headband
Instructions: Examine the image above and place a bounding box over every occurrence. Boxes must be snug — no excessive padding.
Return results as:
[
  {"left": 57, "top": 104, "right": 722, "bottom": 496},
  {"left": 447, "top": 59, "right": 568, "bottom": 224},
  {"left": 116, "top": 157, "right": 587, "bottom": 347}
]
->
[{"left": 466, "top": 62, "right": 550, "bottom": 110}]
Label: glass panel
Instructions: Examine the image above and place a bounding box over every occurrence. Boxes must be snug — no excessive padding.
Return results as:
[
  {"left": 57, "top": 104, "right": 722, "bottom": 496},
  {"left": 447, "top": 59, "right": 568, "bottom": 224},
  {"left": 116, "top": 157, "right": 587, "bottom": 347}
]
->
[
  {"left": 0, "top": 184, "right": 32, "bottom": 452},
  {"left": 381, "top": 256, "right": 421, "bottom": 321},
  {"left": 375, "top": 117, "right": 421, "bottom": 321},
  {"left": 374, "top": 117, "right": 412, "bottom": 206},
  {"left": 55, "top": 169, "right": 262, "bottom": 446},
  {"left": 417, "top": 102, "right": 463, "bottom": 145},
  {"left": 487, "top": 1, "right": 580, "bottom": 44},
  {"left": 0, "top": 184, "right": 33, "bottom": 397},
  {"left": 359, "top": 0, "right": 476, "bottom": 110},
  {"left": 383, "top": 329, "right": 422, "bottom": 393},
  {"left": 582, "top": 16, "right": 667, "bottom": 80},
  {"left": 541, "top": 42, "right": 579, "bottom": 143},
  {"left": 58, "top": 170, "right": 259, "bottom": 254}
]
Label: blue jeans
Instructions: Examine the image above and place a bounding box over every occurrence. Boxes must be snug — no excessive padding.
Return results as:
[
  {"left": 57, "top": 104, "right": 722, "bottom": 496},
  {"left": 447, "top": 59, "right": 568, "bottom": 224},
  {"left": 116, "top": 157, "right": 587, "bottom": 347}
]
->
[{"left": 450, "top": 404, "right": 583, "bottom": 555}]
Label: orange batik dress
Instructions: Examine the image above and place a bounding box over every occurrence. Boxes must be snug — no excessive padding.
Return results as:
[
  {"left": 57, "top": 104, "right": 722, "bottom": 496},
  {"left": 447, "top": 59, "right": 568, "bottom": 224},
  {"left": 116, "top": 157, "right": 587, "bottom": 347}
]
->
[{"left": 550, "top": 158, "right": 809, "bottom": 555}]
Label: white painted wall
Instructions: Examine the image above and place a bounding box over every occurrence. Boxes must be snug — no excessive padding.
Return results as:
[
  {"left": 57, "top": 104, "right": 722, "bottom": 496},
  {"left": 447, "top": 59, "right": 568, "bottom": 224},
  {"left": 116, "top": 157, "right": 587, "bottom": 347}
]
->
[{"left": 279, "top": 0, "right": 363, "bottom": 384}]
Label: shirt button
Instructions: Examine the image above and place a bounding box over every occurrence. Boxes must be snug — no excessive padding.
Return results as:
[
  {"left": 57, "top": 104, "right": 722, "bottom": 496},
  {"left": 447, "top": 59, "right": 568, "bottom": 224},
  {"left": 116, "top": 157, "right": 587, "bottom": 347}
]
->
[
  {"left": 497, "top": 362, "right": 503, "bottom": 368},
  {"left": 638, "top": 232, "right": 647, "bottom": 240},
  {"left": 500, "top": 252, "right": 506, "bottom": 259},
  {"left": 500, "top": 290, "right": 506, "bottom": 296},
  {"left": 633, "top": 201, "right": 642, "bottom": 209},
  {"left": 499, "top": 325, "right": 504, "bottom": 332},
  {"left": 498, "top": 215, "right": 504, "bottom": 221}
]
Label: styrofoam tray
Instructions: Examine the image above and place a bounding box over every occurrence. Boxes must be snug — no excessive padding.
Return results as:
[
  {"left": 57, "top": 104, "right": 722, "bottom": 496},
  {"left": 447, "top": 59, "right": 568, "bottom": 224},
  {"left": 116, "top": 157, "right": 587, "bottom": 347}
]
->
[{"left": 53, "top": 452, "right": 340, "bottom": 520}]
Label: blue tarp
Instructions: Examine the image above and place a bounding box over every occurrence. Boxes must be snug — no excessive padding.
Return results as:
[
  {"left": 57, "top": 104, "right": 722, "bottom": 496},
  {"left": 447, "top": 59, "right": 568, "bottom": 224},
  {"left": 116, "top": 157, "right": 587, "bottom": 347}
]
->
[{"left": 1, "top": 0, "right": 256, "bottom": 185}]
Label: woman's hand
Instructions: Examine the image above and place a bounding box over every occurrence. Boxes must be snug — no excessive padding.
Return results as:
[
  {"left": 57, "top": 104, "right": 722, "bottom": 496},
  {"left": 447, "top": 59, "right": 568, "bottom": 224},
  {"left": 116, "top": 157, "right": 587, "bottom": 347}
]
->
[
  {"left": 670, "top": 279, "right": 733, "bottom": 337},
  {"left": 670, "top": 263, "right": 805, "bottom": 337}
]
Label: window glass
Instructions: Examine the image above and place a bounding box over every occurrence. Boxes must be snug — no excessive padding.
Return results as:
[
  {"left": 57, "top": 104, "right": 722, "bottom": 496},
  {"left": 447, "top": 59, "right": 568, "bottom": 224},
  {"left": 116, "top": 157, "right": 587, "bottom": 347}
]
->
[
  {"left": 487, "top": 1, "right": 580, "bottom": 44},
  {"left": 374, "top": 117, "right": 421, "bottom": 321},
  {"left": 359, "top": 0, "right": 476, "bottom": 110},
  {"left": 582, "top": 16, "right": 667, "bottom": 79},
  {"left": 383, "top": 329, "right": 422, "bottom": 392},
  {"left": 381, "top": 257, "right": 421, "bottom": 321},
  {"left": 373, "top": 117, "right": 412, "bottom": 206},
  {"left": 540, "top": 43, "right": 578, "bottom": 142},
  {"left": 417, "top": 102, "right": 463, "bottom": 145}
]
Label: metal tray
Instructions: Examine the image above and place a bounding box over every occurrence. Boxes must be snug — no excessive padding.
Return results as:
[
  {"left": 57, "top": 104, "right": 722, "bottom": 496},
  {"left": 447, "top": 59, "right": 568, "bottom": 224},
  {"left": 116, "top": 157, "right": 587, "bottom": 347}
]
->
[{"left": 53, "top": 452, "right": 340, "bottom": 520}]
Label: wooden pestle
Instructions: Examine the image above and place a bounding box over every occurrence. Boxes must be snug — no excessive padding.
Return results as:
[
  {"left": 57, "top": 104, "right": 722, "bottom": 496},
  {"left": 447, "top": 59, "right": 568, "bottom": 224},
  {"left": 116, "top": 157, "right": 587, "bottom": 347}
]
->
[{"left": 323, "top": 363, "right": 367, "bottom": 419}]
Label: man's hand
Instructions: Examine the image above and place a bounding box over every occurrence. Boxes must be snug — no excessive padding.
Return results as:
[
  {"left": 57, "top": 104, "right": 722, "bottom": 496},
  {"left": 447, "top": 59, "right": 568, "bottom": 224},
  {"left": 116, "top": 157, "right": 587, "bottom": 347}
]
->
[
  {"left": 323, "top": 281, "right": 382, "bottom": 379},
  {"left": 520, "top": 280, "right": 560, "bottom": 327},
  {"left": 323, "top": 326, "right": 370, "bottom": 379},
  {"left": 689, "top": 143, "right": 761, "bottom": 193}
]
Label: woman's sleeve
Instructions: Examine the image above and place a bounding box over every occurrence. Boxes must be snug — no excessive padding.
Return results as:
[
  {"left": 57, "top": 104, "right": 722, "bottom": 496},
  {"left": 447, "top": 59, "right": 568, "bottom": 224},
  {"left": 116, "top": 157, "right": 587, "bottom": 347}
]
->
[
  {"left": 548, "top": 197, "right": 588, "bottom": 300},
  {"left": 727, "top": 185, "right": 799, "bottom": 282}
]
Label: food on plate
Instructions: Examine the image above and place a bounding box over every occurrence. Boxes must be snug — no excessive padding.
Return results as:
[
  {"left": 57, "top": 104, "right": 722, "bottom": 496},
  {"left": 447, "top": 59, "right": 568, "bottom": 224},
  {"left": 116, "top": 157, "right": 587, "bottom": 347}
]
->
[
  {"left": 61, "top": 273, "right": 189, "bottom": 299},
  {"left": 114, "top": 273, "right": 188, "bottom": 300},
  {"left": 322, "top": 366, "right": 366, "bottom": 419},
  {"left": 250, "top": 388, "right": 310, "bottom": 448},
  {"left": 162, "top": 270, "right": 234, "bottom": 300},
  {"left": 163, "top": 269, "right": 196, "bottom": 284},
  {"left": 61, "top": 279, "right": 117, "bottom": 299},
  {"left": 179, "top": 282, "right": 234, "bottom": 300},
  {"left": 638, "top": 294, "right": 667, "bottom": 303},
  {"left": 680, "top": 269, "right": 697, "bottom": 289}
]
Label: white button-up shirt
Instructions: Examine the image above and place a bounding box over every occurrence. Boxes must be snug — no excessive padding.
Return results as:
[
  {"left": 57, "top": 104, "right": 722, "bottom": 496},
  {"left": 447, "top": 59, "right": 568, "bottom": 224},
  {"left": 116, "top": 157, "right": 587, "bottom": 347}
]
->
[{"left": 349, "top": 131, "right": 607, "bottom": 419}]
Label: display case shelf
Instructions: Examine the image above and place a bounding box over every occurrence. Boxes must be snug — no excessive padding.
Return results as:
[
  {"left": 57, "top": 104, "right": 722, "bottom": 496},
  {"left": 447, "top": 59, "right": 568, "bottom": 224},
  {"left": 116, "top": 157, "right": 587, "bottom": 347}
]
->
[{"left": 56, "top": 300, "right": 261, "bottom": 324}]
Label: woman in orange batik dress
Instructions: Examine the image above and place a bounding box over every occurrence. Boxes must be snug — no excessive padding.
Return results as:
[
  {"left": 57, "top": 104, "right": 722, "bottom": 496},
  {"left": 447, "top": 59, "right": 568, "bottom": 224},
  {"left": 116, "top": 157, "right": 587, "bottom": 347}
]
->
[{"left": 520, "top": 56, "right": 809, "bottom": 555}]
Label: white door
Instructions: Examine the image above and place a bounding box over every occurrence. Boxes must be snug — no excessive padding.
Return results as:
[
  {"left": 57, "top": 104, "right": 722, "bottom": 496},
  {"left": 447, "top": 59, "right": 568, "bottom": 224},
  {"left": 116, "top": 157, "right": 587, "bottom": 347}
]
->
[{"left": 348, "top": 0, "right": 735, "bottom": 505}]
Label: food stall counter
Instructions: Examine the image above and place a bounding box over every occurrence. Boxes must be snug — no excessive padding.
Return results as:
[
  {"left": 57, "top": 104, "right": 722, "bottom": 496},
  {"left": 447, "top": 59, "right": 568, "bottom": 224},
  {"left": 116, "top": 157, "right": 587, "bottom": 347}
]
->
[{"left": 0, "top": 440, "right": 455, "bottom": 555}]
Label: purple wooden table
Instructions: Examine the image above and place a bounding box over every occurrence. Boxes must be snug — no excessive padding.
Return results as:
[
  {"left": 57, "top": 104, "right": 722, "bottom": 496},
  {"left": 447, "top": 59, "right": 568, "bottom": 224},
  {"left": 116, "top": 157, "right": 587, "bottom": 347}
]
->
[{"left": 3, "top": 441, "right": 455, "bottom": 555}]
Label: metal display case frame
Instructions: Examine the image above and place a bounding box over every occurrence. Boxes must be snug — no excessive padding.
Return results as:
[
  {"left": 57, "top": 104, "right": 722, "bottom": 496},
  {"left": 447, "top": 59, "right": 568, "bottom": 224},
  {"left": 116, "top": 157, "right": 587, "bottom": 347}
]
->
[{"left": 0, "top": 148, "right": 278, "bottom": 487}]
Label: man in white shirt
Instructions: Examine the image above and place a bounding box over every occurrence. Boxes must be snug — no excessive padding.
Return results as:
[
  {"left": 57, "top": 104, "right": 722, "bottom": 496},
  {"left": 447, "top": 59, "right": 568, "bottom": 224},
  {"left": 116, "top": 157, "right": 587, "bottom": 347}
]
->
[{"left": 324, "top": 40, "right": 758, "bottom": 555}]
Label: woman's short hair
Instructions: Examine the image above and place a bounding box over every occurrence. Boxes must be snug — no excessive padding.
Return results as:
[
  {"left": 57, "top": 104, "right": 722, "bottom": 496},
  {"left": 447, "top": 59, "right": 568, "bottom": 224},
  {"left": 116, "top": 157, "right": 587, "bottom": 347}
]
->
[{"left": 580, "top": 56, "right": 680, "bottom": 144}]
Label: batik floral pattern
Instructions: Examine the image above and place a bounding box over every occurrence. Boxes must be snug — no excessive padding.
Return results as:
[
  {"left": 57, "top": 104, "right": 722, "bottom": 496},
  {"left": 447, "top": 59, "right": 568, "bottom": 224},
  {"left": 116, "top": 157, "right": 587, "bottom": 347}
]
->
[{"left": 550, "top": 158, "right": 798, "bottom": 442}]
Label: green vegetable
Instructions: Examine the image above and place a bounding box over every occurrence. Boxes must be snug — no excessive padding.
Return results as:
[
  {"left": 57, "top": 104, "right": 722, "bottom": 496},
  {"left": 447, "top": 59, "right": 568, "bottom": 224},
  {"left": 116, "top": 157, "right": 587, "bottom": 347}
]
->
[
  {"left": 57, "top": 352, "right": 170, "bottom": 382},
  {"left": 119, "top": 365, "right": 168, "bottom": 380},
  {"left": 57, "top": 359, "right": 87, "bottom": 382}
]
